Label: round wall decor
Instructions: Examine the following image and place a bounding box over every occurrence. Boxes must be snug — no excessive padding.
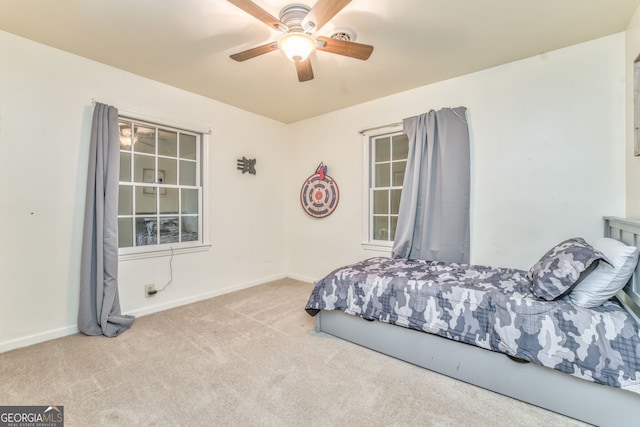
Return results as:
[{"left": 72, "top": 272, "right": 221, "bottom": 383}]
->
[{"left": 300, "top": 163, "right": 339, "bottom": 218}]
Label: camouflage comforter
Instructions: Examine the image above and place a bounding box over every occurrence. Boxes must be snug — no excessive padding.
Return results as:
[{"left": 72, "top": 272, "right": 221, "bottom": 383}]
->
[{"left": 305, "top": 257, "right": 640, "bottom": 393}]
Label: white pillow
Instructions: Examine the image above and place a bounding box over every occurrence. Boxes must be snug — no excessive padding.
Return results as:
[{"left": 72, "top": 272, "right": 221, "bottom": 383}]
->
[{"left": 569, "top": 237, "right": 639, "bottom": 308}]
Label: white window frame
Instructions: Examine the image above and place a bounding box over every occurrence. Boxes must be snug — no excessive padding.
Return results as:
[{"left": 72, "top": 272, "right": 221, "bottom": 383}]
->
[
  {"left": 361, "top": 124, "right": 406, "bottom": 252},
  {"left": 117, "top": 112, "right": 211, "bottom": 261}
]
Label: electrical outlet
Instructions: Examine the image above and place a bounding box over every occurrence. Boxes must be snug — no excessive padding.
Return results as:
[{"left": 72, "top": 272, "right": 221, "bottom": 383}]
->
[{"left": 145, "top": 284, "right": 156, "bottom": 298}]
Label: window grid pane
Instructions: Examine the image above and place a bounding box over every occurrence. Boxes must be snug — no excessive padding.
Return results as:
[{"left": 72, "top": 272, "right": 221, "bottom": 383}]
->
[
  {"left": 119, "top": 121, "right": 133, "bottom": 151},
  {"left": 158, "top": 130, "right": 177, "bottom": 157},
  {"left": 133, "top": 125, "right": 156, "bottom": 154},
  {"left": 118, "top": 218, "right": 134, "bottom": 248}
]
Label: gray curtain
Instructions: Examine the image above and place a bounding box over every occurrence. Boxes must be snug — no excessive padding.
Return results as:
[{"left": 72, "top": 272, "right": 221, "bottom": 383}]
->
[
  {"left": 79, "top": 103, "right": 134, "bottom": 337},
  {"left": 392, "top": 106, "right": 470, "bottom": 263}
]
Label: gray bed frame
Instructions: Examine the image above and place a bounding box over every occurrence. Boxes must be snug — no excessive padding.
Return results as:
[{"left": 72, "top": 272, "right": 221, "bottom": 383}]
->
[{"left": 314, "top": 216, "right": 640, "bottom": 427}]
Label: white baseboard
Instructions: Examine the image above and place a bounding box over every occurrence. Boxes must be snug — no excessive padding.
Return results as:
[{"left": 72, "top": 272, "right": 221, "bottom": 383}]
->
[
  {"left": 0, "top": 325, "right": 79, "bottom": 354},
  {"left": 286, "top": 273, "right": 317, "bottom": 284},
  {"left": 0, "top": 273, "right": 288, "bottom": 354},
  {"left": 127, "top": 273, "right": 288, "bottom": 318}
]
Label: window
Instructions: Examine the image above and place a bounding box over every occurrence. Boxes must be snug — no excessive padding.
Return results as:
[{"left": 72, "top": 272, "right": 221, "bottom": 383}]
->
[
  {"left": 364, "top": 129, "right": 409, "bottom": 248},
  {"left": 117, "top": 117, "right": 205, "bottom": 255}
]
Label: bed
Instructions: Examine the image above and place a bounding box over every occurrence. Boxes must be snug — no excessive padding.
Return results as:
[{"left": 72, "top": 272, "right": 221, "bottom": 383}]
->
[{"left": 305, "top": 216, "right": 640, "bottom": 427}]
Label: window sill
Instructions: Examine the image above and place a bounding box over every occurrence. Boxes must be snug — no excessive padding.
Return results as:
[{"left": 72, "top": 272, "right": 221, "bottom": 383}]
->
[
  {"left": 119, "top": 244, "right": 211, "bottom": 261},
  {"left": 361, "top": 242, "right": 393, "bottom": 253}
]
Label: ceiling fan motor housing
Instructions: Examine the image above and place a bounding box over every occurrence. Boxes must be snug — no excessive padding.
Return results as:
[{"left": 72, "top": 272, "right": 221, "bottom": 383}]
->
[{"left": 279, "top": 4, "right": 312, "bottom": 32}]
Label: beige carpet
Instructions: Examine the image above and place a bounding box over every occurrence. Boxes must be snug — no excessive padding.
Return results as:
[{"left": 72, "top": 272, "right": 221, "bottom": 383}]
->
[{"left": 0, "top": 279, "right": 587, "bottom": 426}]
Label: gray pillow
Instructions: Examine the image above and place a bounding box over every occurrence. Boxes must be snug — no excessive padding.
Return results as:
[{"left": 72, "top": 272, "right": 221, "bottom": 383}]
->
[{"left": 527, "top": 237, "right": 609, "bottom": 301}]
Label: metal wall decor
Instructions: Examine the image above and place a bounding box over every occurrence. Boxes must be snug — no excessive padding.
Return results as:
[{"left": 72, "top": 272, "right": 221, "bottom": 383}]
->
[
  {"left": 300, "top": 162, "right": 340, "bottom": 218},
  {"left": 237, "top": 156, "right": 256, "bottom": 175}
]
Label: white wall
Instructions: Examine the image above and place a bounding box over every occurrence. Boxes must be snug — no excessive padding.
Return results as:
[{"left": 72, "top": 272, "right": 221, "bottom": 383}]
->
[
  {"left": 0, "top": 30, "right": 288, "bottom": 351},
  {"left": 0, "top": 30, "right": 628, "bottom": 352},
  {"left": 286, "top": 33, "right": 626, "bottom": 281},
  {"left": 626, "top": 5, "right": 640, "bottom": 218}
]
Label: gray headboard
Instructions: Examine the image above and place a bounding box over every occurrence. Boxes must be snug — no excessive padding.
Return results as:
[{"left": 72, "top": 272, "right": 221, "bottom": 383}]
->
[{"left": 604, "top": 216, "right": 640, "bottom": 322}]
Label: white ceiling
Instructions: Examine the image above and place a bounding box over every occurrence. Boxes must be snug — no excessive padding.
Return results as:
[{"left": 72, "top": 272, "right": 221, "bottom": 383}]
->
[{"left": 1, "top": 0, "right": 639, "bottom": 123}]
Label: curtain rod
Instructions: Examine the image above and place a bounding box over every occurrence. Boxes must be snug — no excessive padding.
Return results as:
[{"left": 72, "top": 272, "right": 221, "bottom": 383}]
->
[
  {"left": 358, "top": 121, "right": 403, "bottom": 135},
  {"left": 91, "top": 98, "right": 212, "bottom": 134},
  {"left": 359, "top": 108, "right": 467, "bottom": 135}
]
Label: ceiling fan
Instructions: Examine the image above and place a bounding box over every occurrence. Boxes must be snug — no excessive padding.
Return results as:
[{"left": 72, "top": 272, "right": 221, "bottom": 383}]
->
[{"left": 227, "top": 0, "right": 374, "bottom": 82}]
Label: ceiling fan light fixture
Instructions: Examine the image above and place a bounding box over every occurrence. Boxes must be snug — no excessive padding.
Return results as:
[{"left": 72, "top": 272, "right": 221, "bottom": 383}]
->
[{"left": 278, "top": 32, "right": 316, "bottom": 62}]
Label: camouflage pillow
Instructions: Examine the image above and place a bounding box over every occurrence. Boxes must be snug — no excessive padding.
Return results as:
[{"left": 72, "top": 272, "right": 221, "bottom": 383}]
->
[{"left": 527, "top": 237, "right": 609, "bottom": 301}]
